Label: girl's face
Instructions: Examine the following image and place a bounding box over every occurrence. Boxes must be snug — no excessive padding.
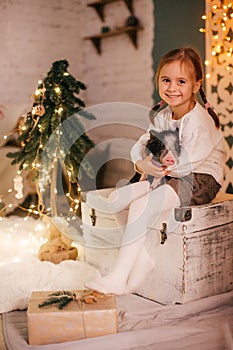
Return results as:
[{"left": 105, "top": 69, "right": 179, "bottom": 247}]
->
[{"left": 158, "top": 60, "right": 201, "bottom": 116}]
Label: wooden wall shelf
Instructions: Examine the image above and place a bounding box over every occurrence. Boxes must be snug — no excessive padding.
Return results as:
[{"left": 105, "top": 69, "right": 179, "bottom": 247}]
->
[
  {"left": 84, "top": 25, "right": 142, "bottom": 55},
  {"left": 88, "top": 0, "right": 133, "bottom": 22}
]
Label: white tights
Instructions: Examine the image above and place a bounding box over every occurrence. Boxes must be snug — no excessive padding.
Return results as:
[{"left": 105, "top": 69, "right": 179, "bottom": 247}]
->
[{"left": 85, "top": 182, "right": 180, "bottom": 295}]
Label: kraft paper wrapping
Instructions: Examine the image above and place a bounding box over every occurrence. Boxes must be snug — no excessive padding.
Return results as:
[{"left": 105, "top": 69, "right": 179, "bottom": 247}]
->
[{"left": 27, "top": 291, "right": 118, "bottom": 345}]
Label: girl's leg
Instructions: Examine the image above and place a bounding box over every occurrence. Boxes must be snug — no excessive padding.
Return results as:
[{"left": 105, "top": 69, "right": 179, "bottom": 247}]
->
[
  {"left": 86, "top": 181, "right": 150, "bottom": 214},
  {"left": 126, "top": 245, "right": 155, "bottom": 293},
  {"left": 85, "top": 184, "right": 180, "bottom": 295}
]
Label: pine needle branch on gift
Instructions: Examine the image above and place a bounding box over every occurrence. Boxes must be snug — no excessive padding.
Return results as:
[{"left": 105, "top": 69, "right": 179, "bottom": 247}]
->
[
  {"left": 38, "top": 290, "right": 104, "bottom": 309},
  {"left": 39, "top": 291, "right": 75, "bottom": 309},
  {"left": 50, "top": 291, "right": 74, "bottom": 297},
  {"left": 39, "top": 296, "right": 73, "bottom": 309}
]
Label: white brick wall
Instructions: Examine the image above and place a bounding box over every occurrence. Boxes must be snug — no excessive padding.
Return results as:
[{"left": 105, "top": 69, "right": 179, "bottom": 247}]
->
[
  {"left": 0, "top": 0, "right": 154, "bottom": 109},
  {"left": 0, "top": 0, "right": 84, "bottom": 105},
  {"left": 82, "top": 0, "right": 154, "bottom": 108}
]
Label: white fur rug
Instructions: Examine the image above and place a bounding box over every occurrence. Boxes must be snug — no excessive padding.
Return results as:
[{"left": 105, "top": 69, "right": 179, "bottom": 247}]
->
[{"left": 0, "top": 216, "right": 100, "bottom": 313}]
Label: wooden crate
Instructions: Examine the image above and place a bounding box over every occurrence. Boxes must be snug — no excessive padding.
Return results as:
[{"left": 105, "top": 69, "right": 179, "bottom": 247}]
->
[{"left": 81, "top": 191, "right": 233, "bottom": 304}]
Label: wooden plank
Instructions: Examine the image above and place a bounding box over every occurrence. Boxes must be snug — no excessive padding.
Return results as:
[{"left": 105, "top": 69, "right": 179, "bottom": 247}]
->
[{"left": 183, "top": 223, "right": 233, "bottom": 302}]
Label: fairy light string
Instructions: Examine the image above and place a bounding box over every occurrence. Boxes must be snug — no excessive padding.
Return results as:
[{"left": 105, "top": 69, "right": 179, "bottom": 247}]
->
[{"left": 200, "top": 0, "right": 233, "bottom": 77}]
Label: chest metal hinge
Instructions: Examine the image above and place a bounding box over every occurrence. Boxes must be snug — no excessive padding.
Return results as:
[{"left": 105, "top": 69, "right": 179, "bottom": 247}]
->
[{"left": 90, "top": 208, "right": 96, "bottom": 226}]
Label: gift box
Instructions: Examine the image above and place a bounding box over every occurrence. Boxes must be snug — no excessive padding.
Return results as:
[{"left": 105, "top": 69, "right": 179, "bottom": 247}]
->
[{"left": 27, "top": 290, "right": 118, "bottom": 345}]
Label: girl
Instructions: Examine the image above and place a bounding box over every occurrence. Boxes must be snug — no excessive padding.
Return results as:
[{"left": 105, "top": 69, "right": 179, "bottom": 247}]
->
[{"left": 85, "top": 47, "right": 226, "bottom": 295}]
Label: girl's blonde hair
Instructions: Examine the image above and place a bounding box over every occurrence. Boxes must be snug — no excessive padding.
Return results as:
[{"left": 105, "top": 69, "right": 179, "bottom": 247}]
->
[{"left": 150, "top": 47, "right": 220, "bottom": 128}]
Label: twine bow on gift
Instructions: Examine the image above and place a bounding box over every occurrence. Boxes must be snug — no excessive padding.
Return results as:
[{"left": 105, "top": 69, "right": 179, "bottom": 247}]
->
[{"left": 38, "top": 290, "right": 103, "bottom": 309}]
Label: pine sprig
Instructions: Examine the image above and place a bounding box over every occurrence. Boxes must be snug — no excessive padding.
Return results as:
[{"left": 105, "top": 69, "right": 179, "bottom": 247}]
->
[
  {"left": 38, "top": 291, "right": 75, "bottom": 309},
  {"left": 38, "top": 296, "right": 72, "bottom": 309},
  {"left": 38, "top": 290, "right": 103, "bottom": 310}
]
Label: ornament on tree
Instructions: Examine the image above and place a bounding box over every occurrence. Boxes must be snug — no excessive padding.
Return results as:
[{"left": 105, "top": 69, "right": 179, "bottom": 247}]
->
[
  {"left": 32, "top": 104, "right": 45, "bottom": 117},
  {"left": 13, "top": 174, "right": 24, "bottom": 199}
]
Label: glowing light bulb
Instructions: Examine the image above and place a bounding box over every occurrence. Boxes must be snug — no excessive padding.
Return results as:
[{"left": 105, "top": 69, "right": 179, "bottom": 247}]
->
[
  {"left": 58, "top": 107, "right": 63, "bottom": 114},
  {"left": 22, "top": 239, "right": 29, "bottom": 246},
  {"left": 13, "top": 257, "right": 20, "bottom": 263}
]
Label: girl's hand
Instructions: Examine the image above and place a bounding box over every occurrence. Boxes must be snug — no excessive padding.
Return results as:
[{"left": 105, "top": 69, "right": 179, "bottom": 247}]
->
[{"left": 136, "top": 153, "right": 166, "bottom": 178}]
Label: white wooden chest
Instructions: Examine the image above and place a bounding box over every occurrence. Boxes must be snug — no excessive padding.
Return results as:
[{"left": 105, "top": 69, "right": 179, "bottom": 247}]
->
[{"left": 81, "top": 190, "right": 233, "bottom": 304}]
